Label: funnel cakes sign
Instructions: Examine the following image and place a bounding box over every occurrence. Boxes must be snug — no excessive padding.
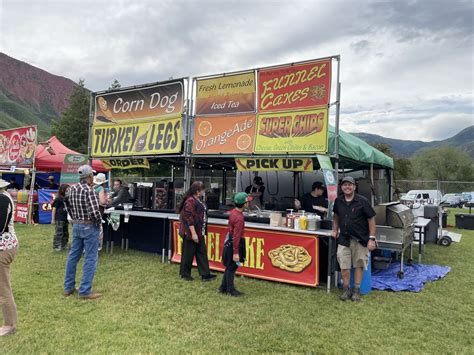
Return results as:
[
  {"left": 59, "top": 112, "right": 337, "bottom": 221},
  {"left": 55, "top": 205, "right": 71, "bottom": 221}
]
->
[
  {"left": 258, "top": 59, "right": 331, "bottom": 112},
  {"left": 0, "top": 126, "right": 37, "bottom": 168},
  {"left": 93, "top": 81, "right": 184, "bottom": 124}
]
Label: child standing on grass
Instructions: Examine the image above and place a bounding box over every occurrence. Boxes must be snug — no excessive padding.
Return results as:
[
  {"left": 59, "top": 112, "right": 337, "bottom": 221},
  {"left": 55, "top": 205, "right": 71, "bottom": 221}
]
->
[
  {"left": 52, "top": 184, "right": 69, "bottom": 251},
  {"left": 219, "top": 192, "right": 250, "bottom": 297}
]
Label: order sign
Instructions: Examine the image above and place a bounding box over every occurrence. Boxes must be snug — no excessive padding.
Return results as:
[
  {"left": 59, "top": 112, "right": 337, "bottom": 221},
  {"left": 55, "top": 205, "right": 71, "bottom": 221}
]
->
[{"left": 258, "top": 59, "right": 331, "bottom": 112}]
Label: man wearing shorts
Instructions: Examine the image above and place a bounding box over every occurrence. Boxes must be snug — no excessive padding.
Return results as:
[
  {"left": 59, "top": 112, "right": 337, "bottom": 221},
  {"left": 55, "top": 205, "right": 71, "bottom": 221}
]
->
[{"left": 331, "top": 176, "right": 376, "bottom": 302}]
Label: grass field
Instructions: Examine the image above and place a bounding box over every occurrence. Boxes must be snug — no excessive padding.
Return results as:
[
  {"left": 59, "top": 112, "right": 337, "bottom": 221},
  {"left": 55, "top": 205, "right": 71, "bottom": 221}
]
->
[{"left": 1, "top": 209, "right": 473, "bottom": 353}]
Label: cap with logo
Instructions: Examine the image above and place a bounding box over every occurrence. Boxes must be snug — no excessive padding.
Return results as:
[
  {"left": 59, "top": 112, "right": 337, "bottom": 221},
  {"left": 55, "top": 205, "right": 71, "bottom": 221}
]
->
[
  {"left": 233, "top": 192, "right": 253, "bottom": 205},
  {"left": 78, "top": 165, "right": 95, "bottom": 178},
  {"left": 341, "top": 176, "right": 356, "bottom": 185}
]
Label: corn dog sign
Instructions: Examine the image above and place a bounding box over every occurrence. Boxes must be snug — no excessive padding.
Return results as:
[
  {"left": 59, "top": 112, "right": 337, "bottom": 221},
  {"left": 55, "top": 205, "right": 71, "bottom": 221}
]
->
[
  {"left": 93, "top": 81, "right": 184, "bottom": 124},
  {"left": 254, "top": 108, "right": 328, "bottom": 153}
]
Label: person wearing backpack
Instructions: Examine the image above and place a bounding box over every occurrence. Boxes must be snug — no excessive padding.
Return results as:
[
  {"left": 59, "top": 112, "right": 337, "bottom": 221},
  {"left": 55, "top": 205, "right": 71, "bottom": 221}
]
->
[{"left": 219, "top": 192, "right": 250, "bottom": 297}]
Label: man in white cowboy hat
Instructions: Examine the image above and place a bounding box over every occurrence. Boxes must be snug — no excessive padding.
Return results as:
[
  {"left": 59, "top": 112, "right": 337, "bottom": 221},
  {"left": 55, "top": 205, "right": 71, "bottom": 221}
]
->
[
  {"left": 93, "top": 173, "right": 108, "bottom": 252},
  {"left": 93, "top": 173, "right": 109, "bottom": 207},
  {"left": 0, "top": 178, "right": 19, "bottom": 336}
]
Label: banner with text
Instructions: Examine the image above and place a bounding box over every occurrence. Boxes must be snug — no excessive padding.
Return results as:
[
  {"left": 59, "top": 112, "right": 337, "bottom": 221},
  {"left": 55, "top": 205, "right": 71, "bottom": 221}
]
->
[
  {"left": 61, "top": 154, "right": 88, "bottom": 185},
  {"left": 172, "top": 221, "right": 319, "bottom": 287},
  {"left": 0, "top": 126, "right": 37, "bottom": 168},
  {"left": 14, "top": 203, "right": 29, "bottom": 223},
  {"left": 192, "top": 115, "right": 256, "bottom": 154},
  {"left": 93, "top": 81, "right": 184, "bottom": 124},
  {"left": 38, "top": 189, "right": 57, "bottom": 224},
  {"left": 317, "top": 154, "right": 337, "bottom": 208},
  {"left": 91, "top": 117, "right": 182, "bottom": 157},
  {"left": 258, "top": 59, "right": 331, "bottom": 112},
  {"left": 254, "top": 108, "right": 328, "bottom": 153},
  {"left": 195, "top": 72, "right": 256, "bottom": 115},
  {"left": 235, "top": 158, "right": 313, "bottom": 171},
  {"left": 102, "top": 158, "right": 149, "bottom": 169}
]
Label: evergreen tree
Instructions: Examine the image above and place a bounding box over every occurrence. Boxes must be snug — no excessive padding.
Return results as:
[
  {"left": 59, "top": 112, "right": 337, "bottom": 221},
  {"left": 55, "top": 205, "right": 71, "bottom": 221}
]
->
[{"left": 52, "top": 79, "right": 90, "bottom": 154}]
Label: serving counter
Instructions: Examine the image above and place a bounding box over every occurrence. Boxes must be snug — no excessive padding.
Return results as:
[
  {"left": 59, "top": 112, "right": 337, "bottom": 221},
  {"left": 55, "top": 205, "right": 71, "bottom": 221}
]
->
[
  {"left": 169, "top": 216, "right": 335, "bottom": 291},
  {"left": 103, "top": 208, "right": 336, "bottom": 290}
]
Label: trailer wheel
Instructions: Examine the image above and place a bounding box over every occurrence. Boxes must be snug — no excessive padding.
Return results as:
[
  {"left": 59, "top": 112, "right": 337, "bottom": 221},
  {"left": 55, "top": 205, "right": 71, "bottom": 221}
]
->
[
  {"left": 439, "top": 236, "right": 452, "bottom": 247},
  {"left": 397, "top": 271, "right": 404, "bottom": 279}
]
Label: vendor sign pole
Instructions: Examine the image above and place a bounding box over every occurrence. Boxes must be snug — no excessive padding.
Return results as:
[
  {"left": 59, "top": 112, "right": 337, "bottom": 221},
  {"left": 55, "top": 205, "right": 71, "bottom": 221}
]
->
[
  {"left": 87, "top": 92, "right": 94, "bottom": 165},
  {"left": 27, "top": 168, "right": 36, "bottom": 224},
  {"left": 327, "top": 56, "right": 342, "bottom": 293}
]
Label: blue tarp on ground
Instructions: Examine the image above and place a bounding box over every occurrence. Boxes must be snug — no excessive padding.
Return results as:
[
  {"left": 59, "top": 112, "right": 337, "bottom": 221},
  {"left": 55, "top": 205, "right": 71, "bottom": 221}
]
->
[{"left": 372, "top": 263, "right": 451, "bottom": 292}]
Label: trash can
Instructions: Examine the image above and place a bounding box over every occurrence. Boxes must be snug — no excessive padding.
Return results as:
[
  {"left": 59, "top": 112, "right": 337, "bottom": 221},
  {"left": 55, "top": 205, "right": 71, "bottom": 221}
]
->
[
  {"left": 338, "top": 253, "right": 372, "bottom": 295},
  {"left": 455, "top": 214, "right": 474, "bottom": 230}
]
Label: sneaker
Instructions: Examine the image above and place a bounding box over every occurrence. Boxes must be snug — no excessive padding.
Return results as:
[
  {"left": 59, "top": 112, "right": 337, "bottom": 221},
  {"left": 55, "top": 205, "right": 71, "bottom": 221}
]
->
[
  {"left": 0, "top": 325, "right": 16, "bottom": 337},
  {"left": 78, "top": 292, "right": 102, "bottom": 300},
  {"left": 340, "top": 286, "right": 352, "bottom": 301},
  {"left": 53, "top": 247, "right": 62, "bottom": 252},
  {"left": 202, "top": 274, "right": 217, "bottom": 281},
  {"left": 228, "top": 289, "right": 244, "bottom": 297},
  {"left": 181, "top": 276, "right": 194, "bottom": 281},
  {"left": 218, "top": 286, "right": 227, "bottom": 294},
  {"left": 351, "top": 288, "right": 362, "bottom": 302}
]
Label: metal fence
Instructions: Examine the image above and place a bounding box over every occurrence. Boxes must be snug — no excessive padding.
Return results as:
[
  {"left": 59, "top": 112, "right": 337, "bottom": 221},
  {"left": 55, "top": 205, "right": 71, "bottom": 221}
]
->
[{"left": 395, "top": 180, "right": 474, "bottom": 197}]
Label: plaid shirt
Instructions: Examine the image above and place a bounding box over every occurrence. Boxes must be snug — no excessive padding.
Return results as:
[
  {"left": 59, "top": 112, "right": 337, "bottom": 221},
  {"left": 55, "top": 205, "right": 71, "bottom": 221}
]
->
[{"left": 65, "top": 181, "right": 102, "bottom": 225}]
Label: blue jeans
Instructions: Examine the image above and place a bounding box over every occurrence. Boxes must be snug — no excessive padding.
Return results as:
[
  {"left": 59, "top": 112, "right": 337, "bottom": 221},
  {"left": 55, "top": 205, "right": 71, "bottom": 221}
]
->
[{"left": 64, "top": 223, "right": 100, "bottom": 296}]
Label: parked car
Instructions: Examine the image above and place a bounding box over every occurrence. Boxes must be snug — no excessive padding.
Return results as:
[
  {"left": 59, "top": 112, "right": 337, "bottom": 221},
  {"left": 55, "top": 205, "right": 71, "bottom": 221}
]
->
[
  {"left": 401, "top": 189, "right": 443, "bottom": 206},
  {"left": 440, "top": 195, "right": 463, "bottom": 208},
  {"left": 461, "top": 192, "right": 474, "bottom": 204}
]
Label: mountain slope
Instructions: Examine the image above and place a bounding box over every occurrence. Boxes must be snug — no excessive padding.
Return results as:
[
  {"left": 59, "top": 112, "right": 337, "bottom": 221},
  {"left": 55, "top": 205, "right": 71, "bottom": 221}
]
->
[
  {"left": 0, "top": 52, "right": 78, "bottom": 140},
  {"left": 352, "top": 126, "right": 474, "bottom": 159}
]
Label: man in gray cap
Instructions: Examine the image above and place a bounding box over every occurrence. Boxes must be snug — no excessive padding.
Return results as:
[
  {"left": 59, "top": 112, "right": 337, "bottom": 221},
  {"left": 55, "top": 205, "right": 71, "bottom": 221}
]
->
[
  {"left": 331, "top": 176, "right": 377, "bottom": 302},
  {"left": 63, "top": 165, "right": 102, "bottom": 299}
]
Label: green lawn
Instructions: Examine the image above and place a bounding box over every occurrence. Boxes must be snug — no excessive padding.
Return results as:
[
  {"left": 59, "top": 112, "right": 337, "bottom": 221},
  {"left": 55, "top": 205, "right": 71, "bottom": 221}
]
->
[{"left": 2, "top": 209, "right": 473, "bottom": 353}]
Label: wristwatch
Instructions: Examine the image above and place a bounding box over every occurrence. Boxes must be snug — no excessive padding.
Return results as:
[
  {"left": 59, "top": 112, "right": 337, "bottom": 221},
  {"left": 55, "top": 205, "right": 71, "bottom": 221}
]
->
[{"left": 369, "top": 236, "right": 376, "bottom": 241}]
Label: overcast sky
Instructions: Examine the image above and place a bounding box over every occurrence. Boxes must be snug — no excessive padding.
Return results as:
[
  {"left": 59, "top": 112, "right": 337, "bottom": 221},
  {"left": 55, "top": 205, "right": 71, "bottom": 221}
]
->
[{"left": 1, "top": 0, "right": 472, "bottom": 141}]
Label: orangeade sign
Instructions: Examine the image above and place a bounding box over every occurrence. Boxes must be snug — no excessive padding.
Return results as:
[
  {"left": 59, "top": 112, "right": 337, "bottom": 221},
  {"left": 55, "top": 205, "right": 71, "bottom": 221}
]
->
[
  {"left": 172, "top": 221, "right": 320, "bottom": 287},
  {"left": 91, "top": 118, "right": 181, "bottom": 157}
]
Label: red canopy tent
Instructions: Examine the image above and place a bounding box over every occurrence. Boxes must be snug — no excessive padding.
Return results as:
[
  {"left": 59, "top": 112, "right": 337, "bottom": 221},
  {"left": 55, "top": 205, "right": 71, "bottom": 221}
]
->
[{"left": 35, "top": 136, "right": 108, "bottom": 172}]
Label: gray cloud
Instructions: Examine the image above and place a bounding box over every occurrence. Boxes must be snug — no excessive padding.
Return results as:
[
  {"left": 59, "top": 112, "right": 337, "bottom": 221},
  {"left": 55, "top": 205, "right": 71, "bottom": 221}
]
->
[{"left": 0, "top": 0, "right": 472, "bottom": 140}]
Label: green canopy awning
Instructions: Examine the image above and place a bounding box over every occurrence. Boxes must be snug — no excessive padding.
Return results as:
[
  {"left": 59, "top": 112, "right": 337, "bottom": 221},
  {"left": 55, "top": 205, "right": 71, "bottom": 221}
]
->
[{"left": 328, "top": 126, "right": 394, "bottom": 170}]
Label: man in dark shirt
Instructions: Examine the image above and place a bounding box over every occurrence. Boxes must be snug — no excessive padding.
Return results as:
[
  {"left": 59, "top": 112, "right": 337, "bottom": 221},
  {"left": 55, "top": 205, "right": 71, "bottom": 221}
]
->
[
  {"left": 294, "top": 181, "right": 328, "bottom": 218},
  {"left": 109, "top": 179, "right": 133, "bottom": 207},
  {"left": 63, "top": 165, "right": 102, "bottom": 300},
  {"left": 331, "top": 176, "right": 376, "bottom": 302},
  {"left": 245, "top": 176, "right": 265, "bottom": 209},
  {"left": 6, "top": 178, "right": 20, "bottom": 190},
  {"left": 47, "top": 176, "right": 59, "bottom": 190}
]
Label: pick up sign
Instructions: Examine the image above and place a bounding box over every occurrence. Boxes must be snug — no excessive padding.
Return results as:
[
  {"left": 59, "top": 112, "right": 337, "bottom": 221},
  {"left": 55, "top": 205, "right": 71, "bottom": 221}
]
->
[{"left": 235, "top": 158, "right": 313, "bottom": 171}]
